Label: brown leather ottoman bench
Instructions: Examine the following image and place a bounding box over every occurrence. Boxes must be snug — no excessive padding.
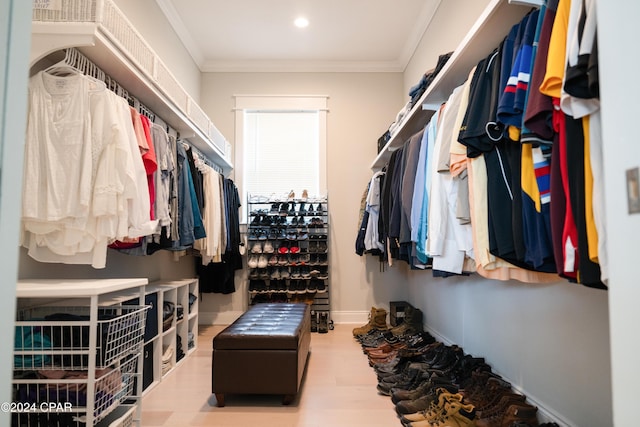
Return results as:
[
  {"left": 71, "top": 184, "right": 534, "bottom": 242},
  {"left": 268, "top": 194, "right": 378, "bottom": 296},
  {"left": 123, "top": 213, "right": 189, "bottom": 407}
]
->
[{"left": 211, "top": 303, "right": 311, "bottom": 407}]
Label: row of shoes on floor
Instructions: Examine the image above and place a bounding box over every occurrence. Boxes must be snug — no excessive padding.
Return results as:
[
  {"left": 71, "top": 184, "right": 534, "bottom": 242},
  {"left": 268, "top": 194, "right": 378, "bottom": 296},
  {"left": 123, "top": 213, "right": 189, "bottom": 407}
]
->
[
  {"left": 249, "top": 265, "right": 329, "bottom": 280},
  {"left": 250, "top": 213, "right": 326, "bottom": 227},
  {"left": 249, "top": 278, "right": 327, "bottom": 294},
  {"left": 352, "top": 307, "right": 561, "bottom": 427}
]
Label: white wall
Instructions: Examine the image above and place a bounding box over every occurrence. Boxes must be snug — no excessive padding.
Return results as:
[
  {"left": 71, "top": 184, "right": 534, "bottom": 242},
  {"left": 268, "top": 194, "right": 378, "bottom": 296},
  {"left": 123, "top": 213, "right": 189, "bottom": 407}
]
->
[
  {"left": 198, "top": 71, "right": 411, "bottom": 322},
  {"left": 111, "top": 0, "right": 201, "bottom": 102},
  {"left": 597, "top": 1, "right": 640, "bottom": 426},
  {"left": 403, "top": 0, "right": 492, "bottom": 95},
  {"left": 18, "top": 248, "right": 196, "bottom": 283}
]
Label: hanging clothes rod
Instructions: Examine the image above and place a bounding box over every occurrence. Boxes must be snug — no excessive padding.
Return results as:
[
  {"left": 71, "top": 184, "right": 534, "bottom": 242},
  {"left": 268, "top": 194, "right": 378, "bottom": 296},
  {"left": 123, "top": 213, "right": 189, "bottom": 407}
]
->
[
  {"left": 63, "top": 47, "right": 229, "bottom": 174},
  {"left": 186, "top": 142, "right": 223, "bottom": 174},
  {"left": 58, "top": 48, "right": 226, "bottom": 173},
  {"left": 62, "top": 48, "right": 162, "bottom": 127}
]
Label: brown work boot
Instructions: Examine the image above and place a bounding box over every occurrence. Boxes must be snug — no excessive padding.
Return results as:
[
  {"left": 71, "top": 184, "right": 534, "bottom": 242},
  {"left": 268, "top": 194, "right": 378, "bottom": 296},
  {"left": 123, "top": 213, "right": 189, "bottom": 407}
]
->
[
  {"left": 501, "top": 403, "right": 538, "bottom": 427},
  {"left": 402, "top": 389, "right": 464, "bottom": 424},
  {"left": 475, "top": 394, "right": 527, "bottom": 426},
  {"left": 418, "top": 401, "right": 477, "bottom": 427},
  {"left": 353, "top": 307, "right": 389, "bottom": 337}
]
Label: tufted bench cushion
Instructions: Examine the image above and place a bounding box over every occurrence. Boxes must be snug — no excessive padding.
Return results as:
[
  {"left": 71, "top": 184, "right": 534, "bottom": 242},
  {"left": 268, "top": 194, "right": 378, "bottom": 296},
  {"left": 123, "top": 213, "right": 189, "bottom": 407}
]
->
[{"left": 211, "top": 303, "right": 311, "bottom": 407}]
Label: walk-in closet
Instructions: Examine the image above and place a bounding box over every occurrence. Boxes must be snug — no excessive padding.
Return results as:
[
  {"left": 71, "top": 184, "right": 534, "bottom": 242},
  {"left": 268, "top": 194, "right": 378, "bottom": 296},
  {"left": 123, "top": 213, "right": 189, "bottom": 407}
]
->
[{"left": 1, "top": 0, "right": 638, "bottom": 426}]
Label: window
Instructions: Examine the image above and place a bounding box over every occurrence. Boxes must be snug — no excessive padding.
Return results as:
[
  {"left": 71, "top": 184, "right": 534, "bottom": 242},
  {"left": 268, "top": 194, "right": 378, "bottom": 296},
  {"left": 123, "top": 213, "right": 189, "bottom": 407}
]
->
[{"left": 235, "top": 95, "right": 328, "bottom": 222}]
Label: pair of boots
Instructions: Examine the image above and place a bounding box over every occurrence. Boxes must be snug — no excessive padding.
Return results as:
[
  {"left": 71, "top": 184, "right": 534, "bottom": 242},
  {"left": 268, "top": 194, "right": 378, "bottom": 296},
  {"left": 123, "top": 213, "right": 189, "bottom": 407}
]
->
[
  {"left": 311, "top": 310, "right": 329, "bottom": 333},
  {"left": 353, "top": 306, "right": 390, "bottom": 337}
]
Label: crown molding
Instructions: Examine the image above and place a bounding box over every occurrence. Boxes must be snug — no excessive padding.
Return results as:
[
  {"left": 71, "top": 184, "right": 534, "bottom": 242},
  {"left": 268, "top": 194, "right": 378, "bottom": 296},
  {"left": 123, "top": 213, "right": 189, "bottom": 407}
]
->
[
  {"left": 155, "top": 0, "right": 205, "bottom": 67},
  {"left": 200, "top": 59, "right": 405, "bottom": 73}
]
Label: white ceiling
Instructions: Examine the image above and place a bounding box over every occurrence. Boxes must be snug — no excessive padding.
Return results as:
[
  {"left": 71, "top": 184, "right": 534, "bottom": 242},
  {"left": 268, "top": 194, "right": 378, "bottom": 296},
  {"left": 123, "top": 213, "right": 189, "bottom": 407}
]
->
[{"left": 156, "top": 0, "right": 442, "bottom": 72}]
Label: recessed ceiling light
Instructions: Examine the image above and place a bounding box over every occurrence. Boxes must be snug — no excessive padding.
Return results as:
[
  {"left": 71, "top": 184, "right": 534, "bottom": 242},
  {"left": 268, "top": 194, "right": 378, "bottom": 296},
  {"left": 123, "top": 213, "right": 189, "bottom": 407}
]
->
[{"left": 294, "top": 17, "right": 309, "bottom": 28}]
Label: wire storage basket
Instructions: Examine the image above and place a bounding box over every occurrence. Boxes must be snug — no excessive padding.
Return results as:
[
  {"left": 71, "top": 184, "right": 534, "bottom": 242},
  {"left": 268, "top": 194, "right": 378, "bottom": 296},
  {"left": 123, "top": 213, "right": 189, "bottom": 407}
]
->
[
  {"left": 11, "top": 353, "right": 140, "bottom": 426},
  {"left": 14, "top": 305, "right": 148, "bottom": 371},
  {"left": 32, "top": 0, "right": 98, "bottom": 22},
  {"left": 12, "top": 306, "right": 148, "bottom": 426}
]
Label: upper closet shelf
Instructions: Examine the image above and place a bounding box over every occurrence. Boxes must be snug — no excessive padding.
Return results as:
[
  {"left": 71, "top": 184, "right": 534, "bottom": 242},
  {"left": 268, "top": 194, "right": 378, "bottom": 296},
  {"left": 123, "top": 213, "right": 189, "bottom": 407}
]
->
[
  {"left": 370, "top": 0, "right": 535, "bottom": 171},
  {"left": 30, "top": 0, "right": 233, "bottom": 175}
]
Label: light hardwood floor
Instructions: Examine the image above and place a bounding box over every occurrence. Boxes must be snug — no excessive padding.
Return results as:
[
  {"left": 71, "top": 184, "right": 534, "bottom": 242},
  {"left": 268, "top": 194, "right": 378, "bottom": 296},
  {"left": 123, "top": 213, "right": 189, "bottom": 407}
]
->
[{"left": 140, "top": 324, "right": 401, "bottom": 427}]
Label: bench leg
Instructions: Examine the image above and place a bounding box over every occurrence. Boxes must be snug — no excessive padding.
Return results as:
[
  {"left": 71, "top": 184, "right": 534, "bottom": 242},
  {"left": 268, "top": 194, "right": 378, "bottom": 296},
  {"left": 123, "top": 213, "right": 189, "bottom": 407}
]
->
[
  {"left": 282, "top": 394, "right": 295, "bottom": 405},
  {"left": 215, "top": 393, "right": 226, "bottom": 407}
]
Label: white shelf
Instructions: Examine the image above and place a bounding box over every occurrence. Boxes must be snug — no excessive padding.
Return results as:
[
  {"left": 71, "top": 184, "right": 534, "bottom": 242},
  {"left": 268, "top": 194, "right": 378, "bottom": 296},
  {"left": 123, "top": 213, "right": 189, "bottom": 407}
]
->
[
  {"left": 371, "top": 0, "right": 535, "bottom": 171},
  {"left": 16, "top": 278, "right": 148, "bottom": 298}
]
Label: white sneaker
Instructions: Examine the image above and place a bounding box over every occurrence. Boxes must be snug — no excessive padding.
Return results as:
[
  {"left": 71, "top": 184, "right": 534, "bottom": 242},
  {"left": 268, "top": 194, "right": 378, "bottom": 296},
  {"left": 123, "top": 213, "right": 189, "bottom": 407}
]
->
[
  {"left": 251, "top": 242, "right": 262, "bottom": 254},
  {"left": 263, "top": 240, "right": 274, "bottom": 253},
  {"left": 258, "top": 255, "right": 268, "bottom": 268},
  {"left": 247, "top": 255, "right": 259, "bottom": 269}
]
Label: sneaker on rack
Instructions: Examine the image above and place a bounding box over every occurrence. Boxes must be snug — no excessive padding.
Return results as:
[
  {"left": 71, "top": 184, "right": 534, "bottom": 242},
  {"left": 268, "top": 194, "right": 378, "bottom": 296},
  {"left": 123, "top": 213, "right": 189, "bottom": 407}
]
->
[
  {"left": 315, "top": 279, "right": 327, "bottom": 293},
  {"left": 250, "top": 214, "right": 261, "bottom": 226},
  {"left": 317, "top": 268, "right": 328, "bottom": 280},
  {"left": 263, "top": 240, "right": 274, "bottom": 253},
  {"left": 257, "top": 255, "right": 268, "bottom": 268},
  {"left": 258, "top": 268, "right": 270, "bottom": 280},
  {"left": 298, "top": 202, "right": 307, "bottom": 215},
  {"left": 247, "top": 255, "right": 259, "bottom": 269},
  {"left": 250, "top": 241, "right": 262, "bottom": 254},
  {"left": 307, "top": 279, "right": 317, "bottom": 293},
  {"left": 291, "top": 267, "right": 301, "bottom": 279},
  {"left": 279, "top": 202, "right": 289, "bottom": 216}
]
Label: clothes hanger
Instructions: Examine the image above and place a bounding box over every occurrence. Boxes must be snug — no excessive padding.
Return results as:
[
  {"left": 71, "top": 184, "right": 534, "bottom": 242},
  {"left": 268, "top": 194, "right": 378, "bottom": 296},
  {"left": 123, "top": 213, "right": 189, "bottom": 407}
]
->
[{"left": 43, "top": 49, "right": 80, "bottom": 77}]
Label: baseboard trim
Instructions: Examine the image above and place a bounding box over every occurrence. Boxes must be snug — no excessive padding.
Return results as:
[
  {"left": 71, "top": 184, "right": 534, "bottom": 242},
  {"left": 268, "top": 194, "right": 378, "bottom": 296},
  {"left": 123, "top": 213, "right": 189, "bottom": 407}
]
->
[{"left": 330, "top": 310, "right": 369, "bottom": 324}]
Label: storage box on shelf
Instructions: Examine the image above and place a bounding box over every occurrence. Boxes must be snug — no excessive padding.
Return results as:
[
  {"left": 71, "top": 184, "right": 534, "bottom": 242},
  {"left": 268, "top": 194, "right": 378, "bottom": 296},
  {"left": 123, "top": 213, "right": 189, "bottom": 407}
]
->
[
  {"left": 246, "top": 195, "right": 332, "bottom": 332},
  {"left": 13, "top": 279, "right": 149, "bottom": 426}
]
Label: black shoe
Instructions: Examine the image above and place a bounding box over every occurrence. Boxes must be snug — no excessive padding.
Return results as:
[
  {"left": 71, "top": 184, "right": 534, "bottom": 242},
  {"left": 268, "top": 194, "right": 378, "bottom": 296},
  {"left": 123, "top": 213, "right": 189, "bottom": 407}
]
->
[
  {"left": 318, "top": 311, "right": 329, "bottom": 333},
  {"left": 310, "top": 310, "right": 318, "bottom": 332}
]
